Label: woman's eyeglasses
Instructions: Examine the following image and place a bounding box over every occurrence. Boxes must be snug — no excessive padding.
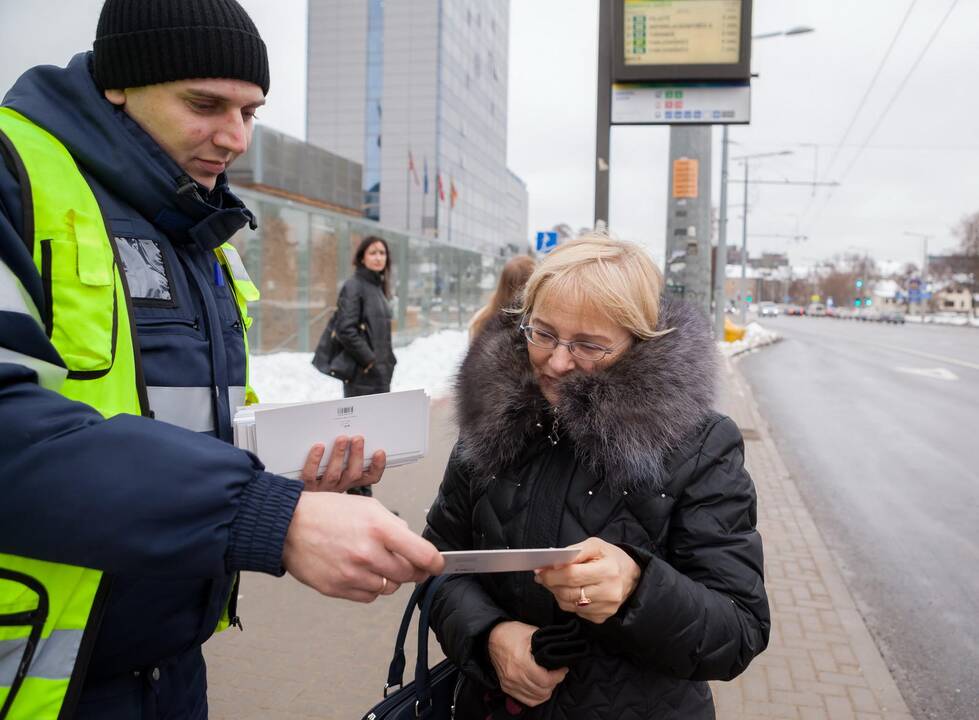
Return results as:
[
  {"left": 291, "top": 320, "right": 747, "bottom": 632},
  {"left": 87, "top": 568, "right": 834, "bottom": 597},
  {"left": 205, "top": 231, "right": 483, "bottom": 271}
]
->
[{"left": 519, "top": 324, "right": 626, "bottom": 362}]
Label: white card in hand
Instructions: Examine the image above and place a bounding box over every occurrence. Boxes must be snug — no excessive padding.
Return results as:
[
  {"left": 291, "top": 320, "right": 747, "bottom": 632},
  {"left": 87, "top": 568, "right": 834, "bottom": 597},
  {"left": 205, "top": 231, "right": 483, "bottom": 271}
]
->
[{"left": 439, "top": 547, "right": 582, "bottom": 575}]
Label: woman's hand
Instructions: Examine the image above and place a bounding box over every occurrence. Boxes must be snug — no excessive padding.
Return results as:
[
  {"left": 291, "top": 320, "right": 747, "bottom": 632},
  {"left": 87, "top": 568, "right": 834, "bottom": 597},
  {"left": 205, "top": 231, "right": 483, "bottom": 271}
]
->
[
  {"left": 298, "top": 437, "right": 385, "bottom": 492},
  {"left": 487, "top": 621, "right": 569, "bottom": 707},
  {"left": 535, "top": 537, "right": 642, "bottom": 624}
]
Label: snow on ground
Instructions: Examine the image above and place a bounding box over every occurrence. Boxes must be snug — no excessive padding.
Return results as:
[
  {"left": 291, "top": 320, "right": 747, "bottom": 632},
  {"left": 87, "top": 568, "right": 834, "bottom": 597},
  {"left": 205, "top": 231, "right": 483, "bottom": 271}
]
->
[
  {"left": 905, "top": 313, "right": 979, "bottom": 327},
  {"left": 250, "top": 329, "right": 470, "bottom": 404},
  {"left": 252, "top": 321, "right": 786, "bottom": 404},
  {"left": 719, "top": 322, "right": 781, "bottom": 358}
]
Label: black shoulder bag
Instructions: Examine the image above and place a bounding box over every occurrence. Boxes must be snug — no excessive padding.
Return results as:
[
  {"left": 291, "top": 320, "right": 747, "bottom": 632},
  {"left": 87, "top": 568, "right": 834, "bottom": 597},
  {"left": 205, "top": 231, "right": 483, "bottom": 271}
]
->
[
  {"left": 361, "top": 576, "right": 459, "bottom": 720},
  {"left": 311, "top": 309, "right": 357, "bottom": 382}
]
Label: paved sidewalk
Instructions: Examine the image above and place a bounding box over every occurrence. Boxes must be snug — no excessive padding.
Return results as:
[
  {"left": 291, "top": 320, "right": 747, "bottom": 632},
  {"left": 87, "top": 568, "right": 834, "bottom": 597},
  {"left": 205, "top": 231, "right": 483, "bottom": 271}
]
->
[
  {"left": 204, "top": 361, "right": 913, "bottom": 719},
  {"left": 710, "top": 358, "right": 912, "bottom": 719}
]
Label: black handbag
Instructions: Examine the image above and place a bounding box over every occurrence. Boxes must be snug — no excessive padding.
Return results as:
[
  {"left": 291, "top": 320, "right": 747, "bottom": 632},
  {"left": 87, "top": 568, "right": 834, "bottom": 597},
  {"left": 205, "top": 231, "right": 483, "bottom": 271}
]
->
[
  {"left": 311, "top": 311, "right": 357, "bottom": 382},
  {"left": 362, "top": 576, "right": 460, "bottom": 720}
]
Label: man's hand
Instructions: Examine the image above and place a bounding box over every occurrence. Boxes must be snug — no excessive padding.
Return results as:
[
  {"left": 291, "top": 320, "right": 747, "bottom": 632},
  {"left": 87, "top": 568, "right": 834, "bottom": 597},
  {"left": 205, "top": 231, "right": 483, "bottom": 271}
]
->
[
  {"left": 534, "top": 537, "right": 641, "bottom": 624},
  {"left": 298, "top": 436, "right": 385, "bottom": 492},
  {"left": 487, "top": 621, "right": 568, "bottom": 706},
  {"left": 282, "top": 492, "right": 444, "bottom": 602}
]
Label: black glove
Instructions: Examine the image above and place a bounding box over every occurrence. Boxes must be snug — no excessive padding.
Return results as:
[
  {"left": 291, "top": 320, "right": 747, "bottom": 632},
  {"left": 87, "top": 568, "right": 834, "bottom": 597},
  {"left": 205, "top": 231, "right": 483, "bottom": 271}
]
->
[{"left": 530, "top": 618, "right": 590, "bottom": 670}]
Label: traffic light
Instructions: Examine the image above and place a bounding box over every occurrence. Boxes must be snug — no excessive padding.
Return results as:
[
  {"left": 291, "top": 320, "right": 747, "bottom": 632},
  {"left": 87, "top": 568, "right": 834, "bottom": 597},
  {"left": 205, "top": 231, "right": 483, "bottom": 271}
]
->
[
  {"left": 854, "top": 298, "right": 862, "bottom": 307},
  {"left": 856, "top": 279, "right": 864, "bottom": 289},
  {"left": 865, "top": 298, "right": 872, "bottom": 306},
  {"left": 745, "top": 295, "right": 753, "bottom": 303}
]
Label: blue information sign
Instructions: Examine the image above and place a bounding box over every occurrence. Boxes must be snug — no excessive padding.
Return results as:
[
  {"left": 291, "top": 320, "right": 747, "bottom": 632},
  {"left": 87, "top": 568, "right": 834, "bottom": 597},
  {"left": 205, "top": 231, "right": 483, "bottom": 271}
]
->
[{"left": 535, "top": 231, "right": 559, "bottom": 254}]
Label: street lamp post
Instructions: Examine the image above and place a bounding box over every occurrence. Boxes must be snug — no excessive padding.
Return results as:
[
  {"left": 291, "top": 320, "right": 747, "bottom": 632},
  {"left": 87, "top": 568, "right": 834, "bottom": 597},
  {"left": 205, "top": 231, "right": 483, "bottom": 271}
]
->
[
  {"left": 713, "top": 26, "right": 814, "bottom": 338},
  {"left": 732, "top": 149, "right": 793, "bottom": 325}
]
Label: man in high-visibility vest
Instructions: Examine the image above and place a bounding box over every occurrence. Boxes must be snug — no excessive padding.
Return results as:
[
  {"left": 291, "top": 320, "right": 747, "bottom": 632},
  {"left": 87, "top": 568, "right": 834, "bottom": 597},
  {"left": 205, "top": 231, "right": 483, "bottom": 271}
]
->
[{"left": 0, "top": 1, "right": 442, "bottom": 717}]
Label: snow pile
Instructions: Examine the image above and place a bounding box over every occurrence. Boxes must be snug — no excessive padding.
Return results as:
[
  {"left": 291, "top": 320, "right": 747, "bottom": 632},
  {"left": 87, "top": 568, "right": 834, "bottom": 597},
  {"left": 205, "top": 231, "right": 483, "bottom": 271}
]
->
[
  {"left": 719, "top": 322, "right": 781, "bottom": 358},
  {"left": 905, "top": 314, "right": 979, "bottom": 328},
  {"left": 250, "top": 329, "right": 470, "bottom": 405}
]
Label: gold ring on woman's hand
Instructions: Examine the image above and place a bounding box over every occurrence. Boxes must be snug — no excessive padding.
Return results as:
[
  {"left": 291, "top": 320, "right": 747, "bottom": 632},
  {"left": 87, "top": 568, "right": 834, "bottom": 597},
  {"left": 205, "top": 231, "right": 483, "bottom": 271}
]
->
[{"left": 575, "top": 586, "right": 592, "bottom": 607}]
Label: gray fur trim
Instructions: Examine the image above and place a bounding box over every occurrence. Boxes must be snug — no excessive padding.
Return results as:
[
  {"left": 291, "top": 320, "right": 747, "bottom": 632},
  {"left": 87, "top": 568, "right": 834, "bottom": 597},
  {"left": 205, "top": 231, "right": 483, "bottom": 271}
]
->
[{"left": 453, "top": 300, "right": 718, "bottom": 491}]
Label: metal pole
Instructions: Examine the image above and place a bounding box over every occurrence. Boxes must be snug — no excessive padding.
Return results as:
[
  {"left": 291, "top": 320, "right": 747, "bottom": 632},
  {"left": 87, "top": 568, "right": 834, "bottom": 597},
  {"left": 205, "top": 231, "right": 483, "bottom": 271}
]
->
[
  {"left": 714, "top": 125, "right": 729, "bottom": 338},
  {"left": 405, "top": 159, "right": 411, "bottom": 231},
  {"left": 594, "top": 0, "right": 612, "bottom": 225},
  {"left": 923, "top": 236, "right": 929, "bottom": 317},
  {"left": 739, "top": 160, "right": 749, "bottom": 325}
]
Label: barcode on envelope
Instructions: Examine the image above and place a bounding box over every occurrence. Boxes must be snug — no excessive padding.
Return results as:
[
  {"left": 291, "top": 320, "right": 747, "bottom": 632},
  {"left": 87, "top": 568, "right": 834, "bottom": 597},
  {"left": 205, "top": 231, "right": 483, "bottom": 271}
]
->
[{"left": 337, "top": 406, "right": 354, "bottom": 416}]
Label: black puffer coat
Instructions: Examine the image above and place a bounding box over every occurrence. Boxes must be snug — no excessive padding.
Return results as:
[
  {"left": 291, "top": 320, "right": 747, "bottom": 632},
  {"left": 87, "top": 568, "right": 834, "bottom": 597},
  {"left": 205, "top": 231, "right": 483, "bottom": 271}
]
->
[
  {"left": 335, "top": 265, "right": 396, "bottom": 396},
  {"left": 423, "top": 301, "right": 769, "bottom": 719}
]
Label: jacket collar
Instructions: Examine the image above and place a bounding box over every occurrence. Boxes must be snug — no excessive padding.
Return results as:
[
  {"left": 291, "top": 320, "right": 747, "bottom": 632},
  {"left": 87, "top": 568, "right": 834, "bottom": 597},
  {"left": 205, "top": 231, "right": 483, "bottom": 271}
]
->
[
  {"left": 2, "top": 52, "right": 255, "bottom": 250},
  {"left": 453, "top": 299, "right": 718, "bottom": 490},
  {"left": 355, "top": 265, "right": 384, "bottom": 286}
]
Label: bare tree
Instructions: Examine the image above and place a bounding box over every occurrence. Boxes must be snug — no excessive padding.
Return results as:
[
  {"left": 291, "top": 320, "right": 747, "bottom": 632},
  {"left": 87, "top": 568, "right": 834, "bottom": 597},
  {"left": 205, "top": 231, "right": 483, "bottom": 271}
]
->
[{"left": 953, "top": 211, "right": 979, "bottom": 256}]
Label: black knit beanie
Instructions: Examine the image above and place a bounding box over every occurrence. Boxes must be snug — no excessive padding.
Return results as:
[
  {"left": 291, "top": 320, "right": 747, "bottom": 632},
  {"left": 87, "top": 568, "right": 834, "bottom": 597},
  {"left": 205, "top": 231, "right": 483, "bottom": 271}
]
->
[{"left": 93, "top": 0, "right": 270, "bottom": 95}]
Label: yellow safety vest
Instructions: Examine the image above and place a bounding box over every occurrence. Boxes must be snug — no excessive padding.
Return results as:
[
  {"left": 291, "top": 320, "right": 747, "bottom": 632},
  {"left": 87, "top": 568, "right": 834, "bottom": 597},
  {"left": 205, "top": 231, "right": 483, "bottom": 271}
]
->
[{"left": 0, "top": 107, "right": 258, "bottom": 719}]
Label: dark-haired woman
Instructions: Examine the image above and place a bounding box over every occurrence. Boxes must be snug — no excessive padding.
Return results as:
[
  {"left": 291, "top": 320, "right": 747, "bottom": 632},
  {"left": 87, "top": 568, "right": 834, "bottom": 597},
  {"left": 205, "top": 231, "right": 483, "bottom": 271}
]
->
[
  {"left": 335, "top": 237, "right": 396, "bottom": 497},
  {"left": 335, "top": 235, "right": 397, "bottom": 400}
]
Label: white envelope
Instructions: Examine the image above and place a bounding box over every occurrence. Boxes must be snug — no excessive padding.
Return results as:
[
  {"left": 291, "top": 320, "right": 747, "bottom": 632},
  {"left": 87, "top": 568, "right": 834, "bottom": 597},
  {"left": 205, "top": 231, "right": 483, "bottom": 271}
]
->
[
  {"left": 235, "top": 389, "right": 430, "bottom": 478},
  {"left": 439, "top": 547, "right": 582, "bottom": 575}
]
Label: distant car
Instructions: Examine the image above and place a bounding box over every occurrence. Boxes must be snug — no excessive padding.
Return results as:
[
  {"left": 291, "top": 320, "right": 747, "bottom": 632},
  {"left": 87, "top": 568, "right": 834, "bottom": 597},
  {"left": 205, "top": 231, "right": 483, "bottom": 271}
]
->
[
  {"left": 834, "top": 307, "right": 853, "bottom": 320},
  {"left": 759, "top": 302, "right": 779, "bottom": 317},
  {"left": 857, "top": 307, "right": 882, "bottom": 322},
  {"left": 807, "top": 303, "right": 827, "bottom": 317},
  {"left": 880, "top": 309, "right": 906, "bottom": 324},
  {"left": 784, "top": 304, "right": 805, "bottom": 316}
]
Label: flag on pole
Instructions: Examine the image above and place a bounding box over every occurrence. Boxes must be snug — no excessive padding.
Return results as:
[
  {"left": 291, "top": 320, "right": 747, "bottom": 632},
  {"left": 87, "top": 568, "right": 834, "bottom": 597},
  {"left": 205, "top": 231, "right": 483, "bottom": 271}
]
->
[
  {"left": 408, "top": 150, "right": 420, "bottom": 186},
  {"left": 450, "top": 178, "right": 458, "bottom": 209},
  {"left": 437, "top": 174, "right": 445, "bottom": 202},
  {"left": 423, "top": 158, "right": 429, "bottom": 194}
]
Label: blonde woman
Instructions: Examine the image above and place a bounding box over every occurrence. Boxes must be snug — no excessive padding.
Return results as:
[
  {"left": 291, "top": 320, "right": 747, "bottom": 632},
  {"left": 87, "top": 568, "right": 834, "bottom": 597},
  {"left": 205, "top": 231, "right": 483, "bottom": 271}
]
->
[
  {"left": 469, "top": 254, "right": 536, "bottom": 341},
  {"left": 424, "top": 235, "right": 769, "bottom": 719}
]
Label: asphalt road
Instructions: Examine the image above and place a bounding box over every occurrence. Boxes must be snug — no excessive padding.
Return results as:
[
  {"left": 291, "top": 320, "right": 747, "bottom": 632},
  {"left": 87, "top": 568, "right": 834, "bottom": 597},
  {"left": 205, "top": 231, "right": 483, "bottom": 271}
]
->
[{"left": 739, "top": 316, "right": 979, "bottom": 720}]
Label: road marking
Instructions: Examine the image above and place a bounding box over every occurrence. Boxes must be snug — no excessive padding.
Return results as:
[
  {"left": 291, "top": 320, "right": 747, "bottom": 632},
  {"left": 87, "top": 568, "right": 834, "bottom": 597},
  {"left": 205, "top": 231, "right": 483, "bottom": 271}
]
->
[
  {"left": 871, "top": 343, "right": 979, "bottom": 372},
  {"left": 895, "top": 367, "right": 959, "bottom": 381}
]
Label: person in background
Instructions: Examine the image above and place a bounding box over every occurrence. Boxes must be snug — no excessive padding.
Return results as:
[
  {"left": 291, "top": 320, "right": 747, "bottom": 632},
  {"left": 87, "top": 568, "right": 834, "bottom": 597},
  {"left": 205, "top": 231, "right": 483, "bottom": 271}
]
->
[
  {"left": 424, "top": 234, "right": 769, "bottom": 718},
  {"left": 335, "top": 235, "right": 397, "bottom": 399},
  {"left": 469, "top": 254, "right": 536, "bottom": 341},
  {"left": 335, "top": 235, "right": 397, "bottom": 498},
  {"left": 0, "top": 2, "right": 441, "bottom": 717}
]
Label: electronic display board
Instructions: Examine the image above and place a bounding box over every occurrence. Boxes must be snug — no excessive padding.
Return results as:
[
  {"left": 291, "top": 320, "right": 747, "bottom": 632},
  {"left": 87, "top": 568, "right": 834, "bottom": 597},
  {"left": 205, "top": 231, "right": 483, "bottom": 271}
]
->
[{"left": 613, "top": 0, "right": 752, "bottom": 82}]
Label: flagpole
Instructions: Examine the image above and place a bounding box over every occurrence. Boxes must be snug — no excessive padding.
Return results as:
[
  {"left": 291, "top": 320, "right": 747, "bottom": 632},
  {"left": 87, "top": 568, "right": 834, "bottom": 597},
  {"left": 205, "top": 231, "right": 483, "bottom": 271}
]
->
[{"left": 405, "top": 152, "right": 411, "bottom": 232}]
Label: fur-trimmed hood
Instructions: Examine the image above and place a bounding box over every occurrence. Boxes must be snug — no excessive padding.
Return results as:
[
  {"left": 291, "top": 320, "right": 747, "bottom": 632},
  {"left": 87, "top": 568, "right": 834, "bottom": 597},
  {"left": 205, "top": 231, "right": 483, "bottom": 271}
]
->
[{"left": 453, "top": 299, "right": 719, "bottom": 490}]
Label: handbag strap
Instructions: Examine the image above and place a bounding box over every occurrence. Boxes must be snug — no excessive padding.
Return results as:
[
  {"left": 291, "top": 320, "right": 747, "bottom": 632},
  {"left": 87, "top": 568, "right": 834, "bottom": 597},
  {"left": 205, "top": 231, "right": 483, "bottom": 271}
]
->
[
  {"left": 383, "top": 579, "right": 430, "bottom": 695},
  {"left": 413, "top": 574, "right": 450, "bottom": 713}
]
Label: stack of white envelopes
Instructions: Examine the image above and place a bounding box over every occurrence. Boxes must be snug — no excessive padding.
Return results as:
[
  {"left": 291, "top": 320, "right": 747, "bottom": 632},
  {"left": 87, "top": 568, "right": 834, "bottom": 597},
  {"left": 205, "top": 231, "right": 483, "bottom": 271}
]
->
[{"left": 233, "top": 389, "right": 430, "bottom": 479}]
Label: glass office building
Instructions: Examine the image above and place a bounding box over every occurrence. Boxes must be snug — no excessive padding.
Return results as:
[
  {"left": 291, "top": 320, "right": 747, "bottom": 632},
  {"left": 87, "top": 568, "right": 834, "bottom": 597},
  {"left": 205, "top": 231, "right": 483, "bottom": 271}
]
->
[
  {"left": 307, "top": 0, "right": 528, "bottom": 256},
  {"left": 228, "top": 186, "right": 506, "bottom": 354}
]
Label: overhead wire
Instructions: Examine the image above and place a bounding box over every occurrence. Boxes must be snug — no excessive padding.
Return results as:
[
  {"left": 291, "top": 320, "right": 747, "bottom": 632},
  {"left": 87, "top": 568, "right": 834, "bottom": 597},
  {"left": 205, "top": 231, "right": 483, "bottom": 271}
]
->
[
  {"left": 801, "top": 0, "right": 960, "bottom": 238},
  {"left": 821, "top": 0, "right": 920, "bottom": 179}
]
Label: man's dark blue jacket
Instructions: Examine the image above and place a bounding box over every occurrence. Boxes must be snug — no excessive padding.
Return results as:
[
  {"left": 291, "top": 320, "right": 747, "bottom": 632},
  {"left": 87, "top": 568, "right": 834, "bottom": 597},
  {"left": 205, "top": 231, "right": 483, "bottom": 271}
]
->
[{"left": 0, "top": 53, "right": 303, "bottom": 719}]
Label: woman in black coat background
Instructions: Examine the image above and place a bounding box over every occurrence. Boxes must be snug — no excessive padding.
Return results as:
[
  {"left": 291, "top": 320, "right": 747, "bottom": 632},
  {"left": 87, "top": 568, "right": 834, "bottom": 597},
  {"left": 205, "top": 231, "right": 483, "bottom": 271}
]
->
[
  {"left": 423, "top": 235, "right": 770, "bottom": 719},
  {"left": 335, "top": 235, "right": 397, "bottom": 399},
  {"left": 335, "top": 236, "right": 397, "bottom": 498}
]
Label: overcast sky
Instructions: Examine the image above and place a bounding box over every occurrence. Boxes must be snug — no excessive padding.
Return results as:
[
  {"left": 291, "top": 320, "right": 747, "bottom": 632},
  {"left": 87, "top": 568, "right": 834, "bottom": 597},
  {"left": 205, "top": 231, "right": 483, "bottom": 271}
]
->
[{"left": 2, "top": 0, "right": 976, "bottom": 269}]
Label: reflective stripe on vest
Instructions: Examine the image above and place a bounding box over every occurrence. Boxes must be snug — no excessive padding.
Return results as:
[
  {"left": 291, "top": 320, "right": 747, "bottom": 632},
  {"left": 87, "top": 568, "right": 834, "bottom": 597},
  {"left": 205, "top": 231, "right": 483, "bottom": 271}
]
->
[
  {"left": 0, "top": 259, "right": 66, "bottom": 391},
  {"left": 0, "top": 259, "right": 41, "bottom": 324},
  {"left": 0, "top": 630, "right": 83, "bottom": 682},
  {"left": 0, "top": 348, "right": 67, "bottom": 391},
  {"left": 148, "top": 386, "right": 247, "bottom": 433}
]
